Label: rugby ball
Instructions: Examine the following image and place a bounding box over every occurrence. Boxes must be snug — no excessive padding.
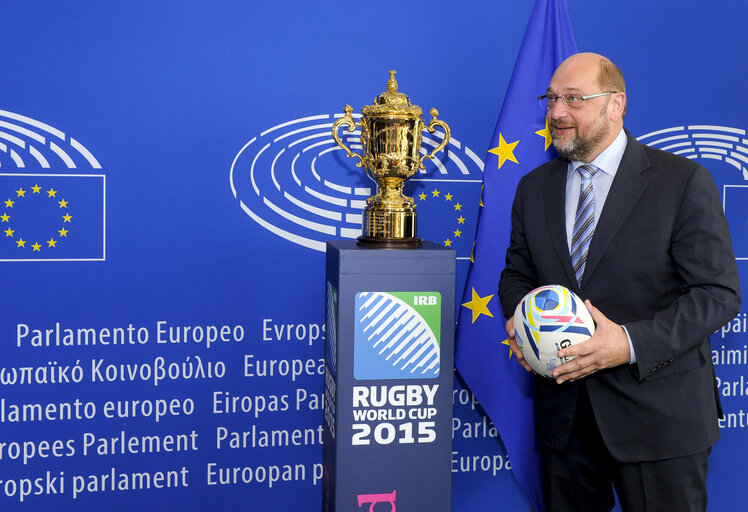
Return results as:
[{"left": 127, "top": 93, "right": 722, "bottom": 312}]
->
[{"left": 513, "top": 285, "right": 595, "bottom": 378}]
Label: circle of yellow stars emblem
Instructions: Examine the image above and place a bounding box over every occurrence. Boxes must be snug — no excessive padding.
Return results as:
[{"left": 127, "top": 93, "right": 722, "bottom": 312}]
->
[
  {"left": 416, "top": 187, "right": 467, "bottom": 248},
  {"left": 2, "top": 184, "right": 72, "bottom": 252}
]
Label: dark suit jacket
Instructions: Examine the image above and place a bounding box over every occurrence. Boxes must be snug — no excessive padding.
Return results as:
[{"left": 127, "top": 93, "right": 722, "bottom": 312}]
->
[{"left": 498, "top": 130, "right": 741, "bottom": 463}]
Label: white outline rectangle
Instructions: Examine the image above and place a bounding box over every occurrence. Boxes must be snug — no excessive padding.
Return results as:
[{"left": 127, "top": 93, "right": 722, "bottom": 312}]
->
[
  {"left": 0, "top": 172, "right": 106, "bottom": 262},
  {"left": 723, "top": 184, "right": 747, "bottom": 261}
]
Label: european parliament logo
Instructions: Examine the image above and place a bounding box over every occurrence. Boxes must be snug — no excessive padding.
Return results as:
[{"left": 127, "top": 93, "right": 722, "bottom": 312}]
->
[
  {"left": 354, "top": 291, "right": 441, "bottom": 380},
  {"left": 229, "top": 113, "right": 482, "bottom": 259},
  {"left": 0, "top": 110, "right": 105, "bottom": 262},
  {"left": 230, "top": 115, "right": 747, "bottom": 261},
  {"left": 639, "top": 124, "right": 748, "bottom": 260}
]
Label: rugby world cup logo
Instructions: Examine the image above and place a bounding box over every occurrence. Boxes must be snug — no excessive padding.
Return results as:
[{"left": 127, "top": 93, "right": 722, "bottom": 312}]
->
[
  {"left": 354, "top": 291, "right": 441, "bottom": 380},
  {"left": 638, "top": 124, "right": 748, "bottom": 261},
  {"left": 325, "top": 281, "right": 338, "bottom": 376},
  {"left": 0, "top": 109, "right": 105, "bottom": 262},
  {"left": 229, "top": 113, "right": 483, "bottom": 257}
]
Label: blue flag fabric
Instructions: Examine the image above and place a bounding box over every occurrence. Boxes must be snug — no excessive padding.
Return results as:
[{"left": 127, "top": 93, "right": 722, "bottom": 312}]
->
[{"left": 454, "top": 1, "right": 577, "bottom": 511}]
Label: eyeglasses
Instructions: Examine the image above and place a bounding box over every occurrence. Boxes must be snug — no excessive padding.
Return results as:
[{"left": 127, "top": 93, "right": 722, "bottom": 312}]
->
[{"left": 538, "top": 91, "right": 617, "bottom": 110}]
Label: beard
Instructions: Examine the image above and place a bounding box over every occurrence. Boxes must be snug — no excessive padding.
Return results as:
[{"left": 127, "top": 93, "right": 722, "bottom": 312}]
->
[{"left": 550, "top": 106, "right": 610, "bottom": 161}]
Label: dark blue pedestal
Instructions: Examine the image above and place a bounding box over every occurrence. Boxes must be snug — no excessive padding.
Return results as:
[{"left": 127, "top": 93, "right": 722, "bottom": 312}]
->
[{"left": 323, "top": 240, "right": 456, "bottom": 512}]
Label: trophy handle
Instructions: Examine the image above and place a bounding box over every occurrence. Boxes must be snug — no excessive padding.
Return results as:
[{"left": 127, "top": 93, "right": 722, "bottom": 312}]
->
[
  {"left": 331, "top": 105, "right": 364, "bottom": 167},
  {"left": 419, "top": 108, "right": 451, "bottom": 170}
]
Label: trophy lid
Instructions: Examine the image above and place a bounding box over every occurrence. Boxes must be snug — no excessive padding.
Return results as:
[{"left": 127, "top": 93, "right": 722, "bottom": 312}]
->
[{"left": 361, "top": 70, "right": 423, "bottom": 117}]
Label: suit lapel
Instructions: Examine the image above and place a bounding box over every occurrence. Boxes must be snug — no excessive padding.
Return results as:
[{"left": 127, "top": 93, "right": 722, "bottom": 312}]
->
[
  {"left": 543, "top": 159, "right": 578, "bottom": 287},
  {"left": 582, "top": 132, "right": 651, "bottom": 287}
]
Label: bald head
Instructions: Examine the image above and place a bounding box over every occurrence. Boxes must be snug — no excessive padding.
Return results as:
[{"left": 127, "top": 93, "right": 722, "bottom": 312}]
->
[{"left": 554, "top": 53, "right": 626, "bottom": 112}]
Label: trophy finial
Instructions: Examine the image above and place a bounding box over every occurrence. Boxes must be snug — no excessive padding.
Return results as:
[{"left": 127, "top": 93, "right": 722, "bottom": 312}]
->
[
  {"left": 387, "top": 70, "right": 398, "bottom": 93},
  {"left": 364, "top": 70, "right": 420, "bottom": 115}
]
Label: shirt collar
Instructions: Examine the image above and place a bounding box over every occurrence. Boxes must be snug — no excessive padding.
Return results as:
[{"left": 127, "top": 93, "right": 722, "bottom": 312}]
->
[{"left": 567, "top": 128, "right": 627, "bottom": 180}]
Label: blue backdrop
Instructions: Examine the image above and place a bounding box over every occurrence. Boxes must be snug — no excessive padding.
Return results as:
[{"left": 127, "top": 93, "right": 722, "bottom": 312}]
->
[{"left": 0, "top": 1, "right": 746, "bottom": 510}]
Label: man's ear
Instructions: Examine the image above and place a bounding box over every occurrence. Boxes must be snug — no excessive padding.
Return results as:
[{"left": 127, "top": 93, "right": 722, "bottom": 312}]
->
[{"left": 610, "top": 92, "right": 627, "bottom": 121}]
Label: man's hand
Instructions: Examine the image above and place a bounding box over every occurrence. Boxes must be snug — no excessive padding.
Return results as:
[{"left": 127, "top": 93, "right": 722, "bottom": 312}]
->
[
  {"left": 551, "top": 300, "right": 630, "bottom": 384},
  {"left": 506, "top": 316, "right": 533, "bottom": 373}
]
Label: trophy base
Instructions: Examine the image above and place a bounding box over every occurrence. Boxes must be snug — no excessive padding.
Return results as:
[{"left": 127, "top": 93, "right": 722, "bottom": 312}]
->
[
  {"left": 356, "top": 235, "right": 423, "bottom": 248},
  {"left": 360, "top": 206, "right": 420, "bottom": 248}
]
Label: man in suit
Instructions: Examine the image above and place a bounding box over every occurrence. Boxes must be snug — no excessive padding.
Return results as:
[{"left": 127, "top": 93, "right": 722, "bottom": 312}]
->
[{"left": 499, "top": 52, "right": 741, "bottom": 512}]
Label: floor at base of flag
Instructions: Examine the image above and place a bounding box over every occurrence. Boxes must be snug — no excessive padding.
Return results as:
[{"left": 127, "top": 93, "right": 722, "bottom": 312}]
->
[{"left": 540, "top": 384, "right": 709, "bottom": 512}]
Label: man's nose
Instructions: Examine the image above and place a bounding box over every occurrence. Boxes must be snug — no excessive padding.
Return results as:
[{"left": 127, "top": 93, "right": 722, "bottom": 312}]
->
[{"left": 548, "top": 98, "right": 569, "bottom": 116}]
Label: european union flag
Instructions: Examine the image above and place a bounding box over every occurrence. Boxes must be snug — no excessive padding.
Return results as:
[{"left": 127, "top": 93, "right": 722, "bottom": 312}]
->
[
  {"left": 455, "top": 1, "right": 577, "bottom": 511},
  {"left": 0, "top": 174, "right": 105, "bottom": 261}
]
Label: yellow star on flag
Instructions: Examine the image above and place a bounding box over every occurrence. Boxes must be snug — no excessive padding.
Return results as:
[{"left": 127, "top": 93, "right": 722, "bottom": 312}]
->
[
  {"left": 431, "top": 188, "right": 440, "bottom": 197},
  {"left": 453, "top": 228, "right": 462, "bottom": 238},
  {"left": 535, "top": 117, "right": 553, "bottom": 151},
  {"left": 63, "top": 213, "right": 73, "bottom": 222},
  {"left": 501, "top": 338, "right": 516, "bottom": 359},
  {"left": 444, "top": 239, "right": 452, "bottom": 247},
  {"left": 457, "top": 216, "right": 466, "bottom": 225},
  {"left": 488, "top": 133, "right": 519, "bottom": 169},
  {"left": 47, "top": 188, "right": 57, "bottom": 197},
  {"left": 454, "top": 203, "right": 462, "bottom": 211},
  {"left": 4, "top": 199, "right": 13, "bottom": 208},
  {"left": 462, "top": 288, "right": 494, "bottom": 323},
  {"left": 47, "top": 238, "right": 57, "bottom": 248},
  {"left": 419, "top": 192, "right": 427, "bottom": 200},
  {"left": 16, "top": 238, "right": 26, "bottom": 248},
  {"left": 58, "top": 199, "right": 69, "bottom": 208},
  {"left": 444, "top": 193, "right": 453, "bottom": 201},
  {"left": 16, "top": 188, "right": 26, "bottom": 197},
  {"left": 32, "top": 242, "right": 42, "bottom": 252},
  {"left": 32, "top": 184, "right": 42, "bottom": 193},
  {"left": 0, "top": 213, "right": 9, "bottom": 222},
  {"left": 58, "top": 228, "right": 69, "bottom": 237},
  {"left": 4, "top": 228, "right": 14, "bottom": 237}
]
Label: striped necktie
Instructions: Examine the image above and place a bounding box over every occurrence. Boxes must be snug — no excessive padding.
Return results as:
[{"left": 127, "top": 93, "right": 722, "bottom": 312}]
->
[{"left": 570, "top": 164, "right": 599, "bottom": 286}]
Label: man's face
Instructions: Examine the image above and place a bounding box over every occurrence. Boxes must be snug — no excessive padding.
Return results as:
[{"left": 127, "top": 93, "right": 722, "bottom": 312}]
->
[{"left": 547, "top": 59, "right": 613, "bottom": 162}]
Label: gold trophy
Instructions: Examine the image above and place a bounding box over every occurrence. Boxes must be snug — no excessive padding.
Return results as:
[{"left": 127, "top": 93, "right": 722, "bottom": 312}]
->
[{"left": 332, "top": 70, "right": 450, "bottom": 247}]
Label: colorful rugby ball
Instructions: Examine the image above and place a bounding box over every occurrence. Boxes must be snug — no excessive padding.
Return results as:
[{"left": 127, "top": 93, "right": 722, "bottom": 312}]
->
[{"left": 513, "top": 284, "right": 595, "bottom": 378}]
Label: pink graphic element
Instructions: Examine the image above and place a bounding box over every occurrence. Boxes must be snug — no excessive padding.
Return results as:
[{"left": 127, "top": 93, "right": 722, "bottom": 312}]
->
[
  {"left": 544, "top": 314, "right": 573, "bottom": 323},
  {"left": 357, "top": 490, "right": 397, "bottom": 511}
]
